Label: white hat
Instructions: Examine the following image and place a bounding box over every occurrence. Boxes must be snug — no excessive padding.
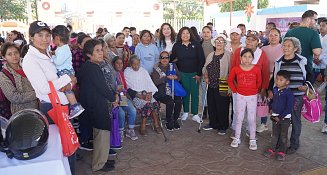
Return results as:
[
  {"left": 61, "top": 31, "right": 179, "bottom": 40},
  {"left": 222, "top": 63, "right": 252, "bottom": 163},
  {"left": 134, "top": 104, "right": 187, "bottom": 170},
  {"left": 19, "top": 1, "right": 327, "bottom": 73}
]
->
[
  {"left": 211, "top": 34, "right": 227, "bottom": 47},
  {"left": 230, "top": 28, "right": 241, "bottom": 35}
]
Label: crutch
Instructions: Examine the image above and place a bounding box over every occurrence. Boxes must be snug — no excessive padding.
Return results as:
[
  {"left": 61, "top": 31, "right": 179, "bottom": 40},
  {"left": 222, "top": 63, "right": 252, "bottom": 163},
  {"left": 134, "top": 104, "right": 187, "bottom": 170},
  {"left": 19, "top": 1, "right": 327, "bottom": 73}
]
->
[{"left": 198, "top": 84, "right": 208, "bottom": 133}]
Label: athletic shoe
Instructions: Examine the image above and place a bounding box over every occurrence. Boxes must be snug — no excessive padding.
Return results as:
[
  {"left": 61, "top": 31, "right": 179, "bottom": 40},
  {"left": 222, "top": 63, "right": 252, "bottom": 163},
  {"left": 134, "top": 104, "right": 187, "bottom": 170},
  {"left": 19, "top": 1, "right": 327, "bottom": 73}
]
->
[
  {"left": 166, "top": 122, "right": 174, "bottom": 131},
  {"left": 321, "top": 124, "right": 327, "bottom": 133},
  {"left": 264, "top": 148, "right": 275, "bottom": 157},
  {"left": 98, "top": 163, "right": 114, "bottom": 172},
  {"left": 181, "top": 113, "right": 189, "bottom": 120},
  {"left": 202, "top": 125, "right": 213, "bottom": 131},
  {"left": 126, "top": 128, "right": 138, "bottom": 141},
  {"left": 111, "top": 145, "right": 122, "bottom": 150},
  {"left": 286, "top": 147, "right": 297, "bottom": 154},
  {"left": 276, "top": 152, "right": 286, "bottom": 161},
  {"left": 256, "top": 124, "right": 268, "bottom": 133},
  {"left": 230, "top": 138, "right": 241, "bottom": 148},
  {"left": 79, "top": 142, "right": 93, "bottom": 151},
  {"left": 217, "top": 130, "right": 226, "bottom": 135},
  {"left": 192, "top": 115, "right": 203, "bottom": 123},
  {"left": 174, "top": 121, "right": 181, "bottom": 130},
  {"left": 69, "top": 103, "right": 85, "bottom": 119},
  {"left": 109, "top": 149, "right": 117, "bottom": 156},
  {"left": 249, "top": 139, "right": 257, "bottom": 151}
]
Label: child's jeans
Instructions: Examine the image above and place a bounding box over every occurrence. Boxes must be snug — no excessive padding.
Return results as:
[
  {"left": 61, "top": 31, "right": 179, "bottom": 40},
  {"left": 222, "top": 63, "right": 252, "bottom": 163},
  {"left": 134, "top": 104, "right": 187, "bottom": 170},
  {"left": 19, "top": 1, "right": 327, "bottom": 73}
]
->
[
  {"left": 57, "top": 68, "right": 75, "bottom": 94},
  {"left": 271, "top": 118, "right": 290, "bottom": 153},
  {"left": 118, "top": 98, "right": 137, "bottom": 129},
  {"left": 235, "top": 93, "right": 257, "bottom": 140}
]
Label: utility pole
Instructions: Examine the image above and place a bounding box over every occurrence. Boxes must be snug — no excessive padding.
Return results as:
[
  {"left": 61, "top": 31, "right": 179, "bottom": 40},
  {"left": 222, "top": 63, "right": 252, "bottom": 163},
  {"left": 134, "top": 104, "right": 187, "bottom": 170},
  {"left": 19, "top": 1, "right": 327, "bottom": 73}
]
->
[{"left": 34, "top": 0, "right": 38, "bottom": 20}]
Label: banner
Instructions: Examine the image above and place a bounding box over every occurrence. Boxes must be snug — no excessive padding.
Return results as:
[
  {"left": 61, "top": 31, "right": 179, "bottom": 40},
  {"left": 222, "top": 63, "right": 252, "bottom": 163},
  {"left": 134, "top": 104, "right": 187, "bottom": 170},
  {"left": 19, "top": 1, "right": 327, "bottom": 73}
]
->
[{"left": 266, "top": 17, "right": 302, "bottom": 35}]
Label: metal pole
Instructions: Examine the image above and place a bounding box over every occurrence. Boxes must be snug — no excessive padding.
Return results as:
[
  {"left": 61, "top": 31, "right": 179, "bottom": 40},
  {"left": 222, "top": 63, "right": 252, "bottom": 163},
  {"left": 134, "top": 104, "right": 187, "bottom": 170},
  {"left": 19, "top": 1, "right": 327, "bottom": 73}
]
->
[{"left": 34, "top": 0, "right": 38, "bottom": 21}]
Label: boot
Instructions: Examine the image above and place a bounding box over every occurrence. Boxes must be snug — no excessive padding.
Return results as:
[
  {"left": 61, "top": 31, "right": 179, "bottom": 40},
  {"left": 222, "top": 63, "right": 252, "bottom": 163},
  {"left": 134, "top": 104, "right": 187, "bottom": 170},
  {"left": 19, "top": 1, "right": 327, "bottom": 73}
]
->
[
  {"left": 139, "top": 117, "right": 147, "bottom": 136},
  {"left": 202, "top": 107, "right": 208, "bottom": 119},
  {"left": 152, "top": 110, "right": 162, "bottom": 134}
]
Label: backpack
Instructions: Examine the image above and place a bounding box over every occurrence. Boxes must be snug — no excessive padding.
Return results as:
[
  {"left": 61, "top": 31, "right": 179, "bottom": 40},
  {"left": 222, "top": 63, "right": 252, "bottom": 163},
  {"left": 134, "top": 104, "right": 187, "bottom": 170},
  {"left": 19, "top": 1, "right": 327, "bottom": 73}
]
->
[{"left": 0, "top": 68, "right": 15, "bottom": 119}]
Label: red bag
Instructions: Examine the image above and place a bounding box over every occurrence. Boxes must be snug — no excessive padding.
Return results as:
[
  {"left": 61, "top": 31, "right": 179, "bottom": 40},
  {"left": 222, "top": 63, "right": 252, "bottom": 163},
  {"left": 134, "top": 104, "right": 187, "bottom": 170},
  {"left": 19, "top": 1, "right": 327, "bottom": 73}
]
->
[{"left": 47, "top": 81, "right": 80, "bottom": 156}]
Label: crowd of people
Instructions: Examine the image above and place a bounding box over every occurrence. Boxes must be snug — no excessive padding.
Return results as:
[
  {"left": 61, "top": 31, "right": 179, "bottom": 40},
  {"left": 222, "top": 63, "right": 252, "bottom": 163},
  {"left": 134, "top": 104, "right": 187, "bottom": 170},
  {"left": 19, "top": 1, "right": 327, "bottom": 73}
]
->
[{"left": 0, "top": 9, "right": 326, "bottom": 173}]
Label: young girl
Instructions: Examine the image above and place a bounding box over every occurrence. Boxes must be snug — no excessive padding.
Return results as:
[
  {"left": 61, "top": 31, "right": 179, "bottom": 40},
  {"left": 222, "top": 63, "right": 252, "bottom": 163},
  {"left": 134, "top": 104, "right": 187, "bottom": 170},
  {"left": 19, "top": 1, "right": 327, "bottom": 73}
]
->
[{"left": 227, "top": 48, "right": 262, "bottom": 150}]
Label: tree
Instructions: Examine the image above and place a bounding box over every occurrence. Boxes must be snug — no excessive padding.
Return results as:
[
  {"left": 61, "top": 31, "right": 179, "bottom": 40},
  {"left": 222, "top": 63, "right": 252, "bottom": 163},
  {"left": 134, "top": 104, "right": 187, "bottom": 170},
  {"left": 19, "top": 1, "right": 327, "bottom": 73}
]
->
[
  {"left": 219, "top": 0, "right": 269, "bottom": 12},
  {"left": 161, "top": 0, "right": 204, "bottom": 19},
  {"left": 0, "top": 0, "right": 27, "bottom": 20}
]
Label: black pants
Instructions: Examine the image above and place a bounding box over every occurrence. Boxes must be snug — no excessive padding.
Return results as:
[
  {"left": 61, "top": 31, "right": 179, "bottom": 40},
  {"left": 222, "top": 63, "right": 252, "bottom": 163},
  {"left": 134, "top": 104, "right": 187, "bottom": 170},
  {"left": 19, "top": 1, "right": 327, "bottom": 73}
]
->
[
  {"left": 271, "top": 118, "right": 290, "bottom": 153},
  {"left": 159, "top": 95, "right": 182, "bottom": 123},
  {"left": 207, "top": 87, "right": 230, "bottom": 130}
]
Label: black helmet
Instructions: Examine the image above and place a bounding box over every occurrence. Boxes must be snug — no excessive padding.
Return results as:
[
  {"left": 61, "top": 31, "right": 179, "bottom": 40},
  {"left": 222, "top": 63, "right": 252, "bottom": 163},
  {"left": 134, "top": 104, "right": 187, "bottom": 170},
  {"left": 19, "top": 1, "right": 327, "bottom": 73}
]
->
[{"left": 5, "top": 109, "right": 49, "bottom": 160}]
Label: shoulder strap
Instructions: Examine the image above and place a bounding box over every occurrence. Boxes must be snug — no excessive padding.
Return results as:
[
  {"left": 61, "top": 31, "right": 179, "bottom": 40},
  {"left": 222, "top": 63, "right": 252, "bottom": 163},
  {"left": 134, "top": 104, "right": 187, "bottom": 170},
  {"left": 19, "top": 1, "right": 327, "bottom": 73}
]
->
[{"left": 1, "top": 68, "right": 16, "bottom": 87}]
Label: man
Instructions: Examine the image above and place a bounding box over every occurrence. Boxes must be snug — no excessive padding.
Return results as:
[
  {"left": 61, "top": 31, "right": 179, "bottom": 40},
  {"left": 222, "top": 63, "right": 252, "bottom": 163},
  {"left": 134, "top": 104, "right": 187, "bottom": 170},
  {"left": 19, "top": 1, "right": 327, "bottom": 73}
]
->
[
  {"left": 207, "top": 22, "right": 218, "bottom": 39},
  {"left": 284, "top": 10, "right": 322, "bottom": 154},
  {"left": 229, "top": 27, "right": 242, "bottom": 53},
  {"left": 122, "top": 27, "right": 132, "bottom": 47},
  {"left": 130, "top": 27, "right": 136, "bottom": 37},
  {"left": 237, "top": 23, "right": 246, "bottom": 45},
  {"left": 319, "top": 19, "right": 327, "bottom": 134}
]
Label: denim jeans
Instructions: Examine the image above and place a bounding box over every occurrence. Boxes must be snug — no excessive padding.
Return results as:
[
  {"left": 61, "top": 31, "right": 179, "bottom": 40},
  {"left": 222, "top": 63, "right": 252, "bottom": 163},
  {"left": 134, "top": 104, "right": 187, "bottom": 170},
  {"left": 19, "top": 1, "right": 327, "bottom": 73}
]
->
[
  {"left": 118, "top": 98, "right": 136, "bottom": 129},
  {"left": 290, "top": 95, "right": 304, "bottom": 150}
]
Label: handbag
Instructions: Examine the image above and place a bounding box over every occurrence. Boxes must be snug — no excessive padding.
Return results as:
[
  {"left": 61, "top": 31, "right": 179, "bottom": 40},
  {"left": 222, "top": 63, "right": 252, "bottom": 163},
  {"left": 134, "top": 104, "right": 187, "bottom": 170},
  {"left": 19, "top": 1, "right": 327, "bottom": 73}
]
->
[
  {"left": 47, "top": 81, "right": 80, "bottom": 156},
  {"left": 301, "top": 81, "right": 322, "bottom": 123},
  {"left": 257, "top": 95, "right": 269, "bottom": 118},
  {"left": 167, "top": 63, "right": 186, "bottom": 97},
  {"left": 218, "top": 78, "right": 229, "bottom": 96}
]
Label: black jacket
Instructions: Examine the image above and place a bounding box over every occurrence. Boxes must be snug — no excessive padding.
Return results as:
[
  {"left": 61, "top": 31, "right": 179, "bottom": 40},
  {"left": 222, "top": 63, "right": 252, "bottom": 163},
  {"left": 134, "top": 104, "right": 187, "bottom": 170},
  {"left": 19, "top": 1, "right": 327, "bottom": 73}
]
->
[{"left": 77, "top": 61, "right": 116, "bottom": 130}]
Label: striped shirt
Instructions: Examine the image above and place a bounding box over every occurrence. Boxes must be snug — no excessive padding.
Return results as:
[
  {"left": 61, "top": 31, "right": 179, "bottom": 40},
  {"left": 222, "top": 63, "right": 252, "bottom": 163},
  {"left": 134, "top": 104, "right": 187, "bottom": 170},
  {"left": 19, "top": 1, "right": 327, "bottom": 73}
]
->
[{"left": 279, "top": 57, "right": 305, "bottom": 96}]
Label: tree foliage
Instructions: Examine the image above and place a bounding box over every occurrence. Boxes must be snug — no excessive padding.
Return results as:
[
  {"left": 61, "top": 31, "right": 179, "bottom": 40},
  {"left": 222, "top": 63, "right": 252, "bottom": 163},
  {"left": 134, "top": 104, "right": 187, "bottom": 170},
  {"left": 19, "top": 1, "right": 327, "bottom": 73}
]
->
[
  {"left": 0, "top": 0, "right": 27, "bottom": 20},
  {"left": 219, "top": 0, "right": 269, "bottom": 12},
  {"left": 161, "top": 0, "right": 204, "bottom": 19}
]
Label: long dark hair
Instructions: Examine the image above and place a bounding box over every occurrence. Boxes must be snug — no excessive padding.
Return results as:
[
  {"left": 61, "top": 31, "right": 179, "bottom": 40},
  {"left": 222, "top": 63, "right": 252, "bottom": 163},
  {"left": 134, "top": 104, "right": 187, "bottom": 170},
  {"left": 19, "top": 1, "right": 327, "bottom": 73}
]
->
[
  {"left": 190, "top": 26, "right": 201, "bottom": 42},
  {"left": 176, "top": 27, "right": 196, "bottom": 43},
  {"left": 159, "top": 23, "right": 176, "bottom": 48}
]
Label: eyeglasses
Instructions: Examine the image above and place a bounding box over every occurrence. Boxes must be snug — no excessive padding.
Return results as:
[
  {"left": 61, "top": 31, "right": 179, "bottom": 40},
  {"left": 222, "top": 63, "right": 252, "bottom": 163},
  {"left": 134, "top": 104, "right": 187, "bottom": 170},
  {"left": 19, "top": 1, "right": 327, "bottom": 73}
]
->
[
  {"left": 215, "top": 40, "right": 225, "bottom": 44},
  {"left": 250, "top": 31, "right": 258, "bottom": 35},
  {"left": 160, "top": 56, "right": 169, "bottom": 59}
]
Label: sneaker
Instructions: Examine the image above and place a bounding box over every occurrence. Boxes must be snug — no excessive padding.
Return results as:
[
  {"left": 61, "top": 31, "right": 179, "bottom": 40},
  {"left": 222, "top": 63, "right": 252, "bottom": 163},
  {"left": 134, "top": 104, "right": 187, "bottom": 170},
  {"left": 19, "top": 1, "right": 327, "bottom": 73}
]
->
[
  {"left": 263, "top": 148, "right": 275, "bottom": 157},
  {"left": 230, "top": 130, "right": 236, "bottom": 139},
  {"left": 166, "top": 122, "right": 174, "bottom": 131},
  {"left": 276, "top": 152, "right": 286, "bottom": 161},
  {"left": 126, "top": 128, "right": 138, "bottom": 141},
  {"left": 192, "top": 115, "right": 203, "bottom": 123},
  {"left": 97, "top": 163, "right": 115, "bottom": 172},
  {"left": 202, "top": 125, "right": 213, "bottom": 131},
  {"left": 217, "top": 130, "right": 226, "bottom": 135},
  {"left": 321, "top": 124, "right": 327, "bottom": 133},
  {"left": 111, "top": 145, "right": 122, "bottom": 150},
  {"left": 106, "top": 160, "right": 116, "bottom": 167},
  {"left": 174, "top": 121, "right": 181, "bottom": 130},
  {"left": 181, "top": 113, "right": 189, "bottom": 120},
  {"left": 109, "top": 149, "right": 117, "bottom": 156},
  {"left": 286, "top": 147, "right": 297, "bottom": 154},
  {"left": 256, "top": 124, "right": 268, "bottom": 133},
  {"left": 120, "top": 130, "right": 124, "bottom": 143},
  {"left": 79, "top": 142, "right": 93, "bottom": 151},
  {"left": 249, "top": 139, "right": 257, "bottom": 151},
  {"left": 69, "top": 103, "right": 85, "bottom": 119},
  {"left": 230, "top": 138, "right": 241, "bottom": 148}
]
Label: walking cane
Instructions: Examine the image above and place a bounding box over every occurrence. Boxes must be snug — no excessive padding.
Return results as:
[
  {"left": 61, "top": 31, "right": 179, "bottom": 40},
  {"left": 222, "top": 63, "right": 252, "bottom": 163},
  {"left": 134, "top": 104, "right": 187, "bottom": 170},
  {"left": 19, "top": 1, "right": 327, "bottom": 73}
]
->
[{"left": 198, "top": 84, "right": 208, "bottom": 133}]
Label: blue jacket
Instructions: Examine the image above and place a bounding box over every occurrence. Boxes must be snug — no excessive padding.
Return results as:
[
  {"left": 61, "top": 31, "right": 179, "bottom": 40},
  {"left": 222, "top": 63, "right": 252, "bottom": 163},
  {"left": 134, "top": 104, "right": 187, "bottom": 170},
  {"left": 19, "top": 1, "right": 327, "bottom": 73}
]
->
[{"left": 272, "top": 87, "right": 294, "bottom": 119}]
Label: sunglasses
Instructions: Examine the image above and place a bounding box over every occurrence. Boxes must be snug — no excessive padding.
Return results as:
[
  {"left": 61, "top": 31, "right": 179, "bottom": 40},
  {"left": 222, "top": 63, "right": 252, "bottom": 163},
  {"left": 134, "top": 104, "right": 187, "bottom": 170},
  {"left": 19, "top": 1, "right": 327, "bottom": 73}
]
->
[{"left": 160, "top": 56, "right": 169, "bottom": 59}]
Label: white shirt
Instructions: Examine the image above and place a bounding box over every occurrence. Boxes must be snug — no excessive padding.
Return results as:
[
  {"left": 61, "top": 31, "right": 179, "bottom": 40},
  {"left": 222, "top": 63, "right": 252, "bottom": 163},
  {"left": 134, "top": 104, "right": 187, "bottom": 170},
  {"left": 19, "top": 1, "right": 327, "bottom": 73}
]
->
[
  {"left": 124, "top": 35, "right": 133, "bottom": 47},
  {"left": 313, "top": 34, "right": 327, "bottom": 69},
  {"left": 22, "top": 46, "right": 71, "bottom": 104},
  {"left": 164, "top": 40, "right": 174, "bottom": 53},
  {"left": 124, "top": 67, "right": 158, "bottom": 93}
]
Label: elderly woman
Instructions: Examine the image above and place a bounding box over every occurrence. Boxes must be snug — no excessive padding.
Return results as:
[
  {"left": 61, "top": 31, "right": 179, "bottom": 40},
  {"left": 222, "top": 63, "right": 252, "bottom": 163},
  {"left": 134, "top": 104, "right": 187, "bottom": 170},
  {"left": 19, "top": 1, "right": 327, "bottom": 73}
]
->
[
  {"left": 124, "top": 55, "right": 161, "bottom": 135},
  {"left": 257, "top": 28, "right": 283, "bottom": 133},
  {"left": 202, "top": 34, "right": 231, "bottom": 134},
  {"left": 151, "top": 51, "right": 182, "bottom": 131},
  {"left": 135, "top": 30, "right": 160, "bottom": 74},
  {"left": 269, "top": 37, "right": 307, "bottom": 155},
  {"left": 171, "top": 27, "right": 205, "bottom": 121},
  {"left": 78, "top": 39, "right": 117, "bottom": 172},
  {"left": 22, "top": 21, "right": 76, "bottom": 174},
  {"left": 0, "top": 43, "right": 38, "bottom": 119}
]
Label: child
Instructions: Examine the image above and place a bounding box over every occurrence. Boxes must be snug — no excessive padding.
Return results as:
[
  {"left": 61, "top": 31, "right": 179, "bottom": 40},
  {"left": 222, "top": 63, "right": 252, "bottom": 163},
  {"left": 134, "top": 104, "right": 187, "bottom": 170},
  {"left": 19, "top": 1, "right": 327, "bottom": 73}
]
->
[
  {"left": 227, "top": 48, "right": 262, "bottom": 150},
  {"left": 52, "top": 25, "right": 84, "bottom": 119},
  {"left": 264, "top": 70, "right": 294, "bottom": 161}
]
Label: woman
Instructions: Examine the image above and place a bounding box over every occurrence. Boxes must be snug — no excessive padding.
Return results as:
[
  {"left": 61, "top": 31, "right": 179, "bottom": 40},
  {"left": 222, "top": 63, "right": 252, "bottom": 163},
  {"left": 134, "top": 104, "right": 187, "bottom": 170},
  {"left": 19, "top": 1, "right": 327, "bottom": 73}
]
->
[
  {"left": 135, "top": 30, "right": 159, "bottom": 74},
  {"left": 0, "top": 43, "right": 38, "bottom": 118},
  {"left": 77, "top": 39, "right": 117, "bottom": 172},
  {"left": 191, "top": 26, "right": 201, "bottom": 42},
  {"left": 157, "top": 23, "right": 177, "bottom": 53},
  {"left": 129, "top": 34, "right": 140, "bottom": 54},
  {"left": 269, "top": 37, "right": 307, "bottom": 155},
  {"left": 257, "top": 28, "right": 283, "bottom": 133},
  {"left": 112, "top": 56, "right": 138, "bottom": 141},
  {"left": 200, "top": 26, "right": 214, "bottom": 119},
  {"left": 171, "top": 27, "right": 205, "bottom": 121},
  {"left": 230, "top": 31, "right": 269, "bottom": 136},
  {"left": 104, "top": 33, "right": 119, "bottom": 61},
  {"left": 151, "top": 51, "right": 182, "bottom": 131},
  {"left": 202, "top": 34, "right": 231, "bottom": 134},
  {"left": 11, "top": 30, "right": 26, "bottom": 50},
  {"left": 22, "top": 21, "right": 77, "bottom": 174},
  {"left": 124, "top": 55, "right": 161, "bottom": 135},
  {"left": 116, "top": 32, "right": 131, "bottom": 69}
]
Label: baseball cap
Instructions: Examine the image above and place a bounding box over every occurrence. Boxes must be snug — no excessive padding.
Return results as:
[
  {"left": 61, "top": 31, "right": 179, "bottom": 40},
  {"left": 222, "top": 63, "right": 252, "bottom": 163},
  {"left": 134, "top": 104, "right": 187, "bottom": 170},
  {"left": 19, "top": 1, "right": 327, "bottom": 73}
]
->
[
  {"left": 230, "top": 28, "right": 241, "bottom": 35},
  {"left": 211, "top": 34, "right": 227, "bottom": 47},
  {"left": 246, "top": 31, "right": 259, "bottom": 41},
  {"left": 29, "top": 21, "right": 51, "bottom": 37}
]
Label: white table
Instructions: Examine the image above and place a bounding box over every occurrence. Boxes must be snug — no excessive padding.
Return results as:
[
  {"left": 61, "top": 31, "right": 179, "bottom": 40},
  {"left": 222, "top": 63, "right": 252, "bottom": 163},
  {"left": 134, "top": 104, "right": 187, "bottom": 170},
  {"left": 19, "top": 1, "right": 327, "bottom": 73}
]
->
[{"left": 0, "top": 125, "right": 71, "bottom": 175}]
